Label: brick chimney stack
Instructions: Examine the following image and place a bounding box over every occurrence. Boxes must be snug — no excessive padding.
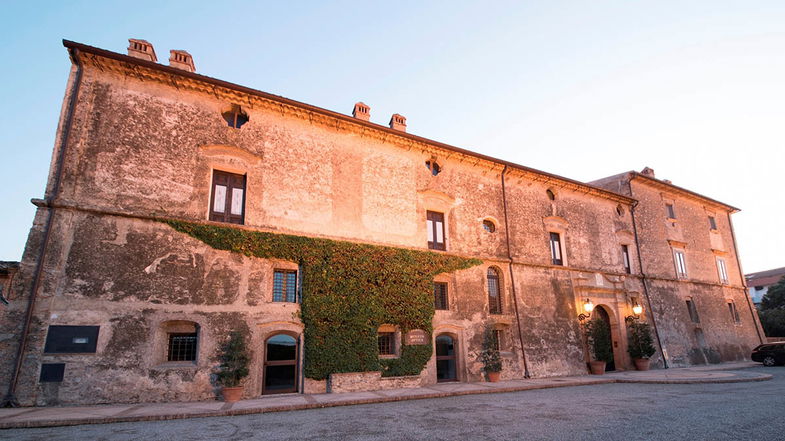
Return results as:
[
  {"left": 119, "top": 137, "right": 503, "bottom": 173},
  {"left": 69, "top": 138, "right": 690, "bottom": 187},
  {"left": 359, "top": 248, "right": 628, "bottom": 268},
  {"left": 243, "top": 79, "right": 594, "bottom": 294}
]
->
[
  {"left": 352, "top": 102, "right": 370, "bottom": 121},
  {"left": 127, "top": 39, "right": 157, "bottom": 62},
  {"left": 389, "top": 114, "right": 407, "bottom": 132},
  {"left": 169, "top": 50, "right": 195, "bottom": 73},
  {"left": 640, "top": 167, "right": 655, "bottom": 178}
]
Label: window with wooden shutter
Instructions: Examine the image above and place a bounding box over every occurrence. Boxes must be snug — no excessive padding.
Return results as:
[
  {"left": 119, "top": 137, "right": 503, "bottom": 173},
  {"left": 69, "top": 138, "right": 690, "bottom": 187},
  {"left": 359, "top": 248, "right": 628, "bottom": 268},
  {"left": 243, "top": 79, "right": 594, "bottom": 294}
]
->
[
  {"left": 209, "top": 170, "right": 246, "bottom": 224},
  {"left": 427, "top": 211, "right": 446, "bottom": 250}
]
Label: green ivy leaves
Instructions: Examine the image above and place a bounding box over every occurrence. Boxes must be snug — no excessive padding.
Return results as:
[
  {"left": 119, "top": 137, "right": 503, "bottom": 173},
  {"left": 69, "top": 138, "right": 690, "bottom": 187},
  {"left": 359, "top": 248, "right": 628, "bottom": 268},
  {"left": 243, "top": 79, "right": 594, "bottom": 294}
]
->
[{"left": 165, "top": 219, "right": 481, "bottom": 380}]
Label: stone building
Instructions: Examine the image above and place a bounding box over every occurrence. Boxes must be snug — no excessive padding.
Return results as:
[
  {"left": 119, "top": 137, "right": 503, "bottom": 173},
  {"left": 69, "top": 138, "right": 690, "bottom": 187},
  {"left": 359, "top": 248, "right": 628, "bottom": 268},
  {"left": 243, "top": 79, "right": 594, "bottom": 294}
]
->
[
  {"left": 0, "top": 39, "right": 764, "bottom": 406},
  {"left": 746, "top": 266, "right": 785, "bottom": 306}
]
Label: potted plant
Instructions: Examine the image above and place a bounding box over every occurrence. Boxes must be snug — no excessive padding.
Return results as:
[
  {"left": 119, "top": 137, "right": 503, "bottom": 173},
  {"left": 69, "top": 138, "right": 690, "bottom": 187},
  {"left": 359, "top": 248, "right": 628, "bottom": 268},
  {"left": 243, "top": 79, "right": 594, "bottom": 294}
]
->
[
  {"left": 627, "top": 321, "right": 656, "bottom": 371},
  {"left": 215, "top": 331, "right": 250, "bottom": 402},
  {"left": 585, "top": 318, "right": 613, "bottom": 375},
  {"left": 479, "top": 325, "right": 502, "bottom": 382}
]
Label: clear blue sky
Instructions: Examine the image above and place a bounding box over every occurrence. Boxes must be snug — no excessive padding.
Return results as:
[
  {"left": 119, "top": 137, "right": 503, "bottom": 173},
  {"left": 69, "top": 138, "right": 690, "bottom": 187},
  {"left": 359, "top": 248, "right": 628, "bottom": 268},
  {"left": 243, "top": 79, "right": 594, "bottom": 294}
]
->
[{"left": 1, "top": 1, "right": 784, "bottom": 273}]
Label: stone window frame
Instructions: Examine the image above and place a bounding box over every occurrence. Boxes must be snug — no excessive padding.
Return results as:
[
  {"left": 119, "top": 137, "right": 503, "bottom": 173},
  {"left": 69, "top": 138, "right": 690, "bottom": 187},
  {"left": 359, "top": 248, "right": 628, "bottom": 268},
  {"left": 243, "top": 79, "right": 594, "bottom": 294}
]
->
[
  {"left": 487, "top": 266, "right": 504, "bottom": 315},
  {"left": 544, "top": 216, "right": 569, "bottom": 267},
  {"left": 208, "top": 167, "right": 247, "bottom": 225},
  {"left": 377, "top": 324, "right": 401, "bottom": 359},
  {"left": 685, "top": 298, "right": 700, "bottom": 324},
  {"left": 272, "top": 268, "right": 298, "bottom": 303},
  {"left": 726, "top": 299, "right": 741, "bottom": 325},
  {"left": 154, "top": 320, "right": 202, "bottom": 368},
  {"left": 716, "top": 257, "right": 729, "bottom": 285},
  {"left": 434, "top": 281, "right": 449, "bottom": 311}
]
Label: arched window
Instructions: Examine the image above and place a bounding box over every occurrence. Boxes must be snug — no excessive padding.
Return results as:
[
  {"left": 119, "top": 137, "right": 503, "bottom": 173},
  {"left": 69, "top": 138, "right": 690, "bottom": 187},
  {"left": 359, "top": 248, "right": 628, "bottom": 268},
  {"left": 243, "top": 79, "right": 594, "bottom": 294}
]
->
[{"left": 487, "top": 267, "right": 502, "bottom": 315}]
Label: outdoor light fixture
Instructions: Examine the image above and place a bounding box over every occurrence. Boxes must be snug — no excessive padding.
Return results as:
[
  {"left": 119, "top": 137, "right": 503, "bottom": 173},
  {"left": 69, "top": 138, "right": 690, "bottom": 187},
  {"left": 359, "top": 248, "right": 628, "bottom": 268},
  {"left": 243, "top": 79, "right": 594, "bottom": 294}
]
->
[
  {"left": 625, "top": 301, "right": 643, "bottom": 322},
  {"left": 578, "top": 298, "right": 594, "bottom": 322}
]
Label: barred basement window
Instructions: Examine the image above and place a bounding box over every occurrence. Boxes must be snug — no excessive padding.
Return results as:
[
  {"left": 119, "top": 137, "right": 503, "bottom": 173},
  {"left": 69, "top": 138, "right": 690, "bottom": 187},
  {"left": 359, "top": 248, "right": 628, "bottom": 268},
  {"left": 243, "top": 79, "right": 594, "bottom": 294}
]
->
[
  {"left": 273, "top": 269, "right": 297, "bottom": 302},
  {"left": 168, "top": 333, "right": 198, "bottom": 362},
  {"left": 378, "top": 332, "right": 395, "bottom": 355},
  {"left": 434, "top": 282, "right": 448, "bottom": 310}
]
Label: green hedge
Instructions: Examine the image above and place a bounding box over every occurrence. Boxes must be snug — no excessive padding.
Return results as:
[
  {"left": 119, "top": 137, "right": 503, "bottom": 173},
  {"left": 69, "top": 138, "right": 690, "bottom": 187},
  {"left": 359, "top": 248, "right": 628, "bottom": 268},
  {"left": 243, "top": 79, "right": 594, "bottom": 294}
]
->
[{"left": 164, "top": 220, "right": 481, "bottom": 380}]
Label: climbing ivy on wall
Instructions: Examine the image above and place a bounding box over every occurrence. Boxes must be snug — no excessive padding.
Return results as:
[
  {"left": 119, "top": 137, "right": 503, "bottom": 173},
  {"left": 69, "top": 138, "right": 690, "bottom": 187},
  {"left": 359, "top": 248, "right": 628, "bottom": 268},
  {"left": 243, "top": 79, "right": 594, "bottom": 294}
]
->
[{"left": 164, "top": 220, "right": 481, "bottom": 380}]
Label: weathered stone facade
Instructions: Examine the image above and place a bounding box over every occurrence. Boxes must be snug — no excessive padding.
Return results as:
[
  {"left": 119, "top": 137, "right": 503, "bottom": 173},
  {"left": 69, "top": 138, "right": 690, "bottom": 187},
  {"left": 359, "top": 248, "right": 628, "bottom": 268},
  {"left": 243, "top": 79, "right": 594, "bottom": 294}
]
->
[{"left": 0, "top": 39, "right": 764, "bottom": 406}]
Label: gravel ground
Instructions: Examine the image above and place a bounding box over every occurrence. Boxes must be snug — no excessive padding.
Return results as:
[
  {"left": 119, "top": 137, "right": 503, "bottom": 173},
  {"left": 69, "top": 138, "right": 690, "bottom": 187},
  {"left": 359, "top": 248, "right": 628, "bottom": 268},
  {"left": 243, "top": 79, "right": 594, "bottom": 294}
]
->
[{"left": 3, "top": 366, "right": 784, "bottom": 441}]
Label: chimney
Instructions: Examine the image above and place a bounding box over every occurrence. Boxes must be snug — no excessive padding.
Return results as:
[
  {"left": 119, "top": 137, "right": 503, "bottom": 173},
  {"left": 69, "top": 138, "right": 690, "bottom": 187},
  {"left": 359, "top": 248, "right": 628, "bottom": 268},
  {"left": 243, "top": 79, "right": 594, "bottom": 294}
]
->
[
  {"left": 352, "top": 102, "right": 370, "bottom": 121},
  {"left": 389, "top": 114, "right": 407, "bottom": 132},
  {"left": 640, "top": 167, "right": 655, "bottom": 178},
  {"left": 169, "top": 50, "right": 195, "bottom": 73},
  {"left": 127, "top": 39, "right": 157, "bottom": 62},
  {"left": 662, "top": 179, "right": 672, "bottom": 184}
]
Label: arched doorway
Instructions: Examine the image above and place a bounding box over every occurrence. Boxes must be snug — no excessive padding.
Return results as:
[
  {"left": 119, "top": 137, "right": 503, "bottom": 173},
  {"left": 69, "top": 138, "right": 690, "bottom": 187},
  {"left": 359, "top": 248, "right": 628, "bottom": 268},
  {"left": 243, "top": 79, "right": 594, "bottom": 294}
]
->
[
  {"left": 593, "top": 306, "right": 615, "bottom": 371},
  {"left": 436, "top": 334, "right": 457, "bottom": 382},
  {"left": 263, "top": 334, "right": 298, "bottom": 394}
]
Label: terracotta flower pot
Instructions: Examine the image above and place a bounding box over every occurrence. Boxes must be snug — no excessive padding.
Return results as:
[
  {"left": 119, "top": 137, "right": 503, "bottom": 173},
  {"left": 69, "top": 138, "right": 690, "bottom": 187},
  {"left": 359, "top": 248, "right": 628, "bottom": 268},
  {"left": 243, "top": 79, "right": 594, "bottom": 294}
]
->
[
  {"left": 487, "top": 371, "right": 501, "bottom": 382},
  {"left": 633, "top": 358, "right": 650, "bottom": 371},
  {"left": 589, "top": 361, "right": 606, "bottom": 375},
  {"left": 222, "top": 386, "right": 244, "bottom": 403}
]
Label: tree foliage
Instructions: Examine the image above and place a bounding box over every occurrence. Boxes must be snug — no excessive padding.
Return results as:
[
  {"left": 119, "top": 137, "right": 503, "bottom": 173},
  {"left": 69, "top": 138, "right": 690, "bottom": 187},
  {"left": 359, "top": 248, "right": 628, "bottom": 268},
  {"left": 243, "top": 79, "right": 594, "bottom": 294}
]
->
[
  {"left": 761, "top": 276, "right": 785, "bottom": 311},
  {"left": 479, "top": 324, "right": 502, "bottom": 372},
  {"left": 586, "top": 318, "right": 613, "bottom": 363},
  {"left": 165, "top": 219, "right": 481, "bottom": 380},
  {"left": 216, "top": 331, "right": 250, "bottom": 387},
  {"left": 627, "top": 321, "right": 656, "bottom": 359}
]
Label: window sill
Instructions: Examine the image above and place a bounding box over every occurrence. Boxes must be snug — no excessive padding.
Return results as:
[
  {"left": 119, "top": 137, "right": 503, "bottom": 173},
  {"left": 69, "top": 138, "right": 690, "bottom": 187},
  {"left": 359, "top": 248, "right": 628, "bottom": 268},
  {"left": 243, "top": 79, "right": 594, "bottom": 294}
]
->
[
  {"left": 153, "top": 361, "right": 198, "bottom": 370},
  {"left": 379, "top": 354, "right": 399, "bottom": 360}
]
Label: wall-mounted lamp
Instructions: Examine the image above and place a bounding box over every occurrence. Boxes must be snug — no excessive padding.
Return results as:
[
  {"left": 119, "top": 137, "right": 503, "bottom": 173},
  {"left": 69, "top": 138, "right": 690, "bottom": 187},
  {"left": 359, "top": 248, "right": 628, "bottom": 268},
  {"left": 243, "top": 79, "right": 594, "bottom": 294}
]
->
[
  {"left": 625, "top": 301, "right": 643, "bottom": 322},
  {"left": 578, "top": 298, "right": 594, "bottom": 322}
]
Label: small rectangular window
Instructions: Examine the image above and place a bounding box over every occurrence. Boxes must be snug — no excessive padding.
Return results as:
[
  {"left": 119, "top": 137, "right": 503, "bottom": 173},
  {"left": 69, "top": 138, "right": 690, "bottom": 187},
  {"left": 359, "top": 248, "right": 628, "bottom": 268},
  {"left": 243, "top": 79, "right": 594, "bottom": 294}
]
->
[
  {"left": 717, "top": 258, "right": 729, "bottom": 284},
  {"left": 673, "top": 250, "right": 687, "bottom": 278},
  {"left": 273, "top": 270, "right": 298, "bottom": 302},
  {"left": 728, "top": 301, "right": 741, "bottom": 324},
  {"left": 167, "top": 333, "right": 198, "bottom": 362},
  {"left": 378, "top": 332, "right": 395, "bottom": 355},
  {"left": 209, "top": 170, "right": 246, "bottom": 224},
  {"left": 427, "top": 211, "right": 446, "bottom": 250},
  {"left": 550, "top": 232, "right": 563, "bottom": 266},
  {"left": 434, "top": 282, "right": 448, "bottom": 310},
  {"left": 44, "top": 326, "right": 100, "bottom": 354},
  {"left": 686, "top": 299, "right": 700, "bottom": 323},
  {"left": 666, "top": 204, "right": 676, "bottom": 219},
  {"left": 622, "top": 245, "right": 631, "bottom": 274},
  {"left": 39, "top": 363, "right": 66, "bottom": 383},
  {"left": 709, "top": 216, "right": 717, "bottom": 230}
]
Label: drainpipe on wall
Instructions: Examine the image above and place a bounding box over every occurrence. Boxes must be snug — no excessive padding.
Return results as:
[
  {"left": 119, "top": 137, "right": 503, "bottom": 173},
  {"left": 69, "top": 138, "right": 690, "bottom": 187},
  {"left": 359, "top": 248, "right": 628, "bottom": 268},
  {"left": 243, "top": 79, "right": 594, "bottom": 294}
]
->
[
  {"left": 627, "top": 178, "right": 668, "bottom": 369},
  {"left": 1, "top": 47, "right": 84, "bottom": 408},
  {"left": 726, "top": 212, "right": 764, "bottom": 345},
  {"left": 500, "top": 165, "right": 531, "bottom": 378}
]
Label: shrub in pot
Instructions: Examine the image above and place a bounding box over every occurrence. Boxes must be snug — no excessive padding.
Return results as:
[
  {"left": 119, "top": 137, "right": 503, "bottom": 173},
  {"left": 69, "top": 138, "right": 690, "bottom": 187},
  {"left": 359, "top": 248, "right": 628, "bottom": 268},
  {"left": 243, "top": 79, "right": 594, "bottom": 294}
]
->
[
  {"left": 586, "top": 318, "right": 613, "bottom": 375},
  {"left": 479, "top": 325, "right": 502, "bottom": 382},
  {"left": 627, "top": 321, "right": 656, "bottom": 371},
  {"left": 216, "top": 331, "right": 250, "bottom": 402}
]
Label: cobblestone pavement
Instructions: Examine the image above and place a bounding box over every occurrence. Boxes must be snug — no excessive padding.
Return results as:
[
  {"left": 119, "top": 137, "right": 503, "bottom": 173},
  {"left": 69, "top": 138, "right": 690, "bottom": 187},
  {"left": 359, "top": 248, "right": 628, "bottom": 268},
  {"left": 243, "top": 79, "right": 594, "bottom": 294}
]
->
[{"left": 3, "top": 366, "right": 783, "bottom": 441}]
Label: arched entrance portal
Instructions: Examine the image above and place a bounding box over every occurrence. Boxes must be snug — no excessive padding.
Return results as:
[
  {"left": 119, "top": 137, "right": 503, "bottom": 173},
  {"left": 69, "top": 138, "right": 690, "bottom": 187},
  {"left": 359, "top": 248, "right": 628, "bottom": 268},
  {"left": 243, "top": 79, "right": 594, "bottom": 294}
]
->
[
  {"left": 436, "top": 334, "right": 457, "bottom": 382},
  {"left": 264, "top": 334, "right": 298, "bottom": 394},
  {"left": 594, "top": 306, "right": 615, "bottom": 371}
]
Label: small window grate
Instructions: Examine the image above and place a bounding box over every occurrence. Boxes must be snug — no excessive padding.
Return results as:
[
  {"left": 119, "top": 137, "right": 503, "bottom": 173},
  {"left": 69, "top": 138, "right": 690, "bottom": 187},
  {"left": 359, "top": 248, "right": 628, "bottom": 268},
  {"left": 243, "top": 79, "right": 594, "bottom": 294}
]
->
[
  {"left": 434, "top": 283, "right": 448, "bottom": 310},
  {"left": 273, "top": 270, "right": 297, "bottom": 302},
  {"left": 168, "top": 333, "right": 198, "bottom": 362},
  {"left": 378, "top": 332, "right": 394, "bottom": 355}
]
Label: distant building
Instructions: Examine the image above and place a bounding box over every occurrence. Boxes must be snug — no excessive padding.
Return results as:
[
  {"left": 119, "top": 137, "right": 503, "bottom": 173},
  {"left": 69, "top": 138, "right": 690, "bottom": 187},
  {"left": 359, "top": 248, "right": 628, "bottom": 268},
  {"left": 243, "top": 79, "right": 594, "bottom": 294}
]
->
[
  {"left": 746, "top": 267, "right": 785, "bottom": 305},
  {"left": 0, "top": 39, "right": 765, "bottom": 407}
]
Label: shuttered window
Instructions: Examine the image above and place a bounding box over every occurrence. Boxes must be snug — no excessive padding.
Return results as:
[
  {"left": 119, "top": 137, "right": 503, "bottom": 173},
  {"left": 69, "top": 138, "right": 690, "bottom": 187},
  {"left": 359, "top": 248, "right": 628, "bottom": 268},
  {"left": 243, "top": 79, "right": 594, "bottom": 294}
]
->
[
  {"left": 273, "top": 270, "right": 297, "bottom": 303},
  {"left": 427, "top": 211, "right": 446, "bottom": 250},
  {"left": 210, "top": 170, "right": 246, "bottom": 224}
]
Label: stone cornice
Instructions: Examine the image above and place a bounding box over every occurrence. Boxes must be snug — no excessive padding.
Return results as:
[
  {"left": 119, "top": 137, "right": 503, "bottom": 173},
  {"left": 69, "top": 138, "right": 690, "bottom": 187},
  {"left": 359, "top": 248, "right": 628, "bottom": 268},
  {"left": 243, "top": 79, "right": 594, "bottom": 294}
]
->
[{"left": 64, "top": 40, "right": 635, "bottom": 206}]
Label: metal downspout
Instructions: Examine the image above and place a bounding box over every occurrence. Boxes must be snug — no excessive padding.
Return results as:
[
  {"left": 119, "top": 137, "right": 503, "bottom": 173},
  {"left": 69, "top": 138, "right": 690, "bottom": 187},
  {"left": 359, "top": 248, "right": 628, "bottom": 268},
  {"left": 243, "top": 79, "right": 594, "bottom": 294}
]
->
[
  {"left": 726, "top": 212, "right": 764, "bottom": 344},
  {"left": 501, "top": 165, "right": 530, "bottom": 378},
  {"left": 2, "top": 47, "right": 84, "bottom": 407},
  {"left": 627, "top": 179, "right": 668, "bottom": 369}
]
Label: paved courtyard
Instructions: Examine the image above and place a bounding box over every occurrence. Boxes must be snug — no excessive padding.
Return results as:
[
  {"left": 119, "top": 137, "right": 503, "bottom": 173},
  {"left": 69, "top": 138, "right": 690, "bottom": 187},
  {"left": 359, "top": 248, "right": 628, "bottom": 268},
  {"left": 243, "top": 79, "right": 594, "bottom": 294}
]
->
[{"left": 3, "top": 366, "right": 783, "bottom": 440}]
